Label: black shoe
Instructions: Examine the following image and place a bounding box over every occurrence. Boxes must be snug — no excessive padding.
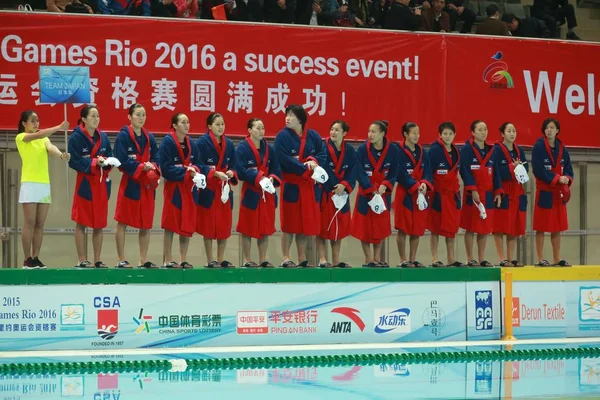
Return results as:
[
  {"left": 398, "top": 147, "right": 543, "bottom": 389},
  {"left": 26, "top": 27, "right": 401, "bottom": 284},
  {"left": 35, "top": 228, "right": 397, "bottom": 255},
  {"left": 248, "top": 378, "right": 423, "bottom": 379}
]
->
[
  {"left": 23, "top": 257, "right": 38, "bottom": 270},
  {"left": 566, "top": 32, "right": 581, "bottom": 40},
  {"left": 32, "top": 257, "right": 47, "bottom": 269}
]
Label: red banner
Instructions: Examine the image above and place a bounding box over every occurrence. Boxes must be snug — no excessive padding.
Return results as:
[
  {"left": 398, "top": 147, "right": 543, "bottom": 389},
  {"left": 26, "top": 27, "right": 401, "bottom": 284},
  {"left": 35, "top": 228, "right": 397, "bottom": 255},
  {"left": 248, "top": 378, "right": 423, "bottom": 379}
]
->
[{"left": 0, "top": 13, "right": 599, "bottom": 147}]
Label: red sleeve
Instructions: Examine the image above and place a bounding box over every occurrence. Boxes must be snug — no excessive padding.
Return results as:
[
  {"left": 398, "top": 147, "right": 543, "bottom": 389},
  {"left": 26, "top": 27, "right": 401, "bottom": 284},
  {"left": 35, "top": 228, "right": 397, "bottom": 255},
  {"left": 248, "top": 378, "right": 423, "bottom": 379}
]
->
[
  {"left": 381, "top": 180, "right": 394, "bottom": 192},
  {"left": 340, "top": 180, "right": 353, "bottom": 194},
  {"left": 421, "top": 179, "right": 433, "bottom": 192},
  {"left": 407, "top": 181, "right": 420, "bottom": 194},
  {"left": 464, "top": 185, "right": 477, "bottom": 192},
  {"left": 253, "top": 171, "right": 266, "bottom": 187},
  {"left": 230, "top": 170, "right": 239, "bottom": 186},
  {"left": 133, "top": 163, "right": 145, "bottom": 180}
]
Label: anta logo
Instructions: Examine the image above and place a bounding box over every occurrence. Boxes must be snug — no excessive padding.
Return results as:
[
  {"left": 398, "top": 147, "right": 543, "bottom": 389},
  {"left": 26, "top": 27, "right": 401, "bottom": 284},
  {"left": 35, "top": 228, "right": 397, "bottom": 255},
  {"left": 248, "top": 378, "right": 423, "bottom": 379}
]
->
[{"left": 330, "top": 307, "right": 365, "bottom": 334}]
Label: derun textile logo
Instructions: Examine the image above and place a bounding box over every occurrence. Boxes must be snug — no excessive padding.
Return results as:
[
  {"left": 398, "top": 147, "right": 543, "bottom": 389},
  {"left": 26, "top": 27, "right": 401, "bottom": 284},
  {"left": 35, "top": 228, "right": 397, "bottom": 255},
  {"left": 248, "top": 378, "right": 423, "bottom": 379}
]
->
[
  {"left": 95, "top": 296, "right": 120, "bottom": 340},
  {"left": 374, "top": 308, "right": 411, "bottom": 334},
  {"left": 330, "top": 307, "right": 365, "bottom": 333},
  {"left": 483, "top": 52, "right": 514, "bottom": 89},
  {"left": 475, "top": 290, "right": 493, "bottom": 331}
]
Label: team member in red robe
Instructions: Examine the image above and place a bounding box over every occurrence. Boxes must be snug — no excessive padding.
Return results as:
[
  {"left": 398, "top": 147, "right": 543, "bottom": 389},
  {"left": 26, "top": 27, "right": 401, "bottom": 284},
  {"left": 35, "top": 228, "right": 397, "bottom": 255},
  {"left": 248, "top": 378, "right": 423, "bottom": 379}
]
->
[
  {"left": 113, "top": 104, "right": 160, "bottom": 269},
  {"left": 532, "top": 118, "right": 574, "bottom": 267},
  {"left": 235, "top": 118, "right": 282, "bottom": 268},
  {"left": 428, "top": 122, "right": 463, "bottom": 267},
  {"left": 195, "top": 113, "right": 237, "bottom": 268},
  {"left": 459, "top": 120, "right": 503, "bottom": 267},
  {"left": 394, "top": 122, "right": 433, "bottom": 268},
  {"left": 68, "top": 106, "right": 113, "bottom": 269},
  {"left": 274, "top": 105, "right": 326, "bottom": 268},
  {"left": 493, "top": 122, "right": 528, "bottom": 267},
  {"left": 159, "top": 112, "right": 205, "bottom": 269},
  {"left": 352, "top": 120, "right": 399, "bottom": 268},
  {"left": 316, "top": 120, "right": 356, "bottom": 269}
]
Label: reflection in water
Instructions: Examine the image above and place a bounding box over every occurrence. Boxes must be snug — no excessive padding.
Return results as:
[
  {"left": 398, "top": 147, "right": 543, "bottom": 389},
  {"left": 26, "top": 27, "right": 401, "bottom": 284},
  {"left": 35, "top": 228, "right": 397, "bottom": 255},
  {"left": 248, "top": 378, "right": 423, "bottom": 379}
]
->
[{"left": 1, "top": 358, "right": 600, "bottom": 399}]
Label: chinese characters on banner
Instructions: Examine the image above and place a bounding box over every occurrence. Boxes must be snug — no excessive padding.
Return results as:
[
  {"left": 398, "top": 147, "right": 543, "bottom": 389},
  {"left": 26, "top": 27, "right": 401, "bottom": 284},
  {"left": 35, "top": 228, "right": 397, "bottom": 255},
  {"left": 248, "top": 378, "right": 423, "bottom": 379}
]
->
[{"left": 0, "top": 13, "right": 599, "bottom": 146}]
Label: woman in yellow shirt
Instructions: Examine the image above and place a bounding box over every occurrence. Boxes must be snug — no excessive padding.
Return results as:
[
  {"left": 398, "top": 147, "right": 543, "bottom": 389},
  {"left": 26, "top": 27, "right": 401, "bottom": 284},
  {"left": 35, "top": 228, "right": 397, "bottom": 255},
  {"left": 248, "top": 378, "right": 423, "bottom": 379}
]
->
[{"left": 16, "top": 110, "right": 70, "bottom": 269}]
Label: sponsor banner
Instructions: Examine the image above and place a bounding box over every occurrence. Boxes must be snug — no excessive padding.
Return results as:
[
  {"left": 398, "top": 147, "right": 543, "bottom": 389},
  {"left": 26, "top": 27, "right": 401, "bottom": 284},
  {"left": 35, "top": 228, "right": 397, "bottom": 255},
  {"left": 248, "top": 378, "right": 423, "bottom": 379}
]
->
[
  {"left": 501, "top": 282, "right": 567, "bottom": 339},
  {"left": 0, "top": 283, "right": 466, "bottom": 351},
  {"left": 1, "top": 13, "right": 599, "bottom": 147},
  {"left": 566, "top": 282, "right": 600, "bottom": 337},
  {"left": 466, "top": 282, "right": 501, "bottom": 341},
  {"left": 0, "top": 357, "right": 595, "bottom": 399}
]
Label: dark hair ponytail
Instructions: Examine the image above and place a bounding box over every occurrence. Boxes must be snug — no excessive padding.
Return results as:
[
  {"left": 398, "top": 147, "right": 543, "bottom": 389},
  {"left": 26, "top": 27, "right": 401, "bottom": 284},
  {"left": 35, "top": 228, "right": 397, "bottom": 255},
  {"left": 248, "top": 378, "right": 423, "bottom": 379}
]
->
[
  {"left": 401, "top": 122, "right": 418, "bottom": 137},
  {"left": 207, "top": 112, "right": 223, "bottom": 127},
  {"left": 372, "top": 120, "right": 388, "bottom": 135},
  {"left": 247, "top": 118, "right": 262, "bottom": 129},
  {"left": 128, "top": 103, "right": 144, "bottom": 115},
  {"left": 171, "top": 112, "right": 185, "bottom": 130},
  {"left": 77, "top": 105, "right": 98, "bottom": 125},
  {"left": 330, "top": 120, "right": 350, "bottom": 133},
  {"left": 17, "top": 110, "right": 36, "bottom": 133}
]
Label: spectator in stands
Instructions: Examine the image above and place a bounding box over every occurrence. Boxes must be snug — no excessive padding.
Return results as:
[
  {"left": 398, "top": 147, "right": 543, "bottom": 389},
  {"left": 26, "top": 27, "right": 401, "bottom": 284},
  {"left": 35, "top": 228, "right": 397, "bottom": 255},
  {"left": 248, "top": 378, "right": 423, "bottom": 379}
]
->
[
  {"left": 173, "top": 0, "right": 198, "bottom": 17},
  {"left": 501, "top": 12, "right": 550, "bottom": 38},
  {"left": 420, "top": 0, "right": 449, "bottom": 31},
  {"left": 229, "top": 0, "right": 264, "bottom": 21},
  {"left": 296, "top": 0, "right": 323, "bottom": 24},
  {"left": 385, "top": 0, "right": 421, "bottom": 31},
  {"left": 46, "top": 0, "right": 93, "bottom": 12},
  {"left": 351, "top": 0, "right": 369, "bottom": 26},
  {"left": 368, "top": 0, "right": 388, "bottom": 28},
  {"left": 150, "top": 0, "right": 177, "bottom": 16},
  {"left": 16, "top": 111, "right": 69, "bottom": 270},
  {"left": 263, "top": 0, "right": 296, "bottom": 22},
  {"left": 445, "top": 0, "right": 475, "bottom": 33},
  {"left": 321, "top": 0, "right": 364, "bottom": 26},
  {"left": 98, "top": 0, "right": 150, "bottom": 15},
  {"left": 476, "top": 4, "right": 510, "bottom": 36},
  {"left": 532, "top": 0, "right": 580, "bottom": 40}
]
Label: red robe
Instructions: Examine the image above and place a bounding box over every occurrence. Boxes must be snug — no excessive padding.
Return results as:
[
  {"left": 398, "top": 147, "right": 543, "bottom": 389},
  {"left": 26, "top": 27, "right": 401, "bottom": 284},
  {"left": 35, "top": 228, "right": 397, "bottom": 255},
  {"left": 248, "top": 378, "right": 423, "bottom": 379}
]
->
[
  {"left": 114, "top": 126, "right": 161, "bottom": 230},
  {"left": 160, "top": 132, "right": 199, "bottom": 237},
  {"left": 428, "top": 139, "right": 461, "bottom": 239},
  {"left": 493, "top": 142, "right": 527, "bottom": 236},
  {"left": 70, "top": 125, "right": 113, "bottom": 229},
  {"left": 236, "top": 137, "right": 281, "bottom": 239}
]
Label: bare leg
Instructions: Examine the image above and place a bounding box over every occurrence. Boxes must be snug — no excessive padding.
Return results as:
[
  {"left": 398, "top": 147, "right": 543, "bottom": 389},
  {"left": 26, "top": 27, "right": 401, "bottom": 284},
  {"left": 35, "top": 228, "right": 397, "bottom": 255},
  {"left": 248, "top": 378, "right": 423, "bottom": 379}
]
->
[
  {"left": 331, "top": 240, "right": 342, "bottom": 265},
  {"left": 241, "top": 235, "right": 252, "bottom": 263},
  {"left": 139, "top": 229, "right": 150, "bottom": 265},
  {"left": 75, "top": 224, "right": 87, "bottom": 262},
  {"left": 92, "top": 228, "right": 103, "bottom": 263},
  {"left": 296, "top": 234, "right": 308, "bottom": 261},
  {"left": 115, "top": 222, "right": 127, "bottom": 262},
  {"left": 446, "top": 237, "right": 455, "bottom": 265},
  {"left": 550, "top": 232, "right": 561, "bottom": 264},
  {"left": 373, "top": 242, "right": 383, "bottom": 262},
  {"left": 217, "top": 239, "right": 227, "bottom": 263},
  {"left": 535, "top": 231, "right": 545, "bottom": 262},
  {"left": 203, "top": 238, "right": 213, "bottom": 264},
  {"left": 477, "top": 233, "right": 488, "bottom": 262},
  {"left": 396, "top": 231, "right": 407, "bottom": 262},
  {"left": 506, "top": 235, "right": 517, "bottom": 261},
  {"left": 465, "top": 231, "right": 475, "bottom": 261},
  {"left": 361, "top": 241, "right": 373, "bottom": 264},
  {"left": 179, "top": 235, "right": 190, "bottom": 262},
  {"left": 494, "top": 233, "right": 505, "bottom": 261},
  {"left": 257, "top": 236, "right": 269, "bottom": 263},
  {"left": 409, "top": 235, "right": 420, "bottom": 262},
  {"left": 316, "top": 236, "right": 328, "bottom": 264},
  {"left": 281, "top": 232, "right": 294, "bottom": 262},
  {"left": 430, "top": 234, "right": 440, "bottom": 263},
  {"left": 163, "top": 230, "right": 174, "bottom": 264},
  {"left": 32, "top": 203, "right": 49, "bottom": 258},
  {"left": 21, "top": 203, "right": 37, "bottom": 260}
]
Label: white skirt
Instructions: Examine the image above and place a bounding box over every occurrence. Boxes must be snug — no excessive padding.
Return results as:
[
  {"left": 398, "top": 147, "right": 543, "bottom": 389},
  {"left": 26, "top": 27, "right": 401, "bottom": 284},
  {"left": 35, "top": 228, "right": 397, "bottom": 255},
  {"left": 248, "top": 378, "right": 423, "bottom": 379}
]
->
[{"left": 19, "top": 182, "right": 52, "bottom": 204}]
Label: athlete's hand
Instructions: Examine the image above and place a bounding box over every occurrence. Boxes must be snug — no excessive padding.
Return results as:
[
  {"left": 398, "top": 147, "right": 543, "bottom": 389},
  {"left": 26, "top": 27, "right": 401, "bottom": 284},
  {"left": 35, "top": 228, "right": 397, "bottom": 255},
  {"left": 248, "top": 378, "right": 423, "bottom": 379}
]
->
[
  {"left": 143, "top": 162, "right": 154, "bottom": 171},
  {"left": 214, "top": 171, "right": 228, "bottom": 181},
  {"left": 97, "top": 156, "right": 106, "bottom": 165},
  {"left": 495, "top": 194, "right": 502, "bottom": 207},
  {"left": 226, "top": 170, "right": 234, "bottom": 179},
  {"left": 377, "top": 184, "right": 387, "bottom": 194},
  {"left": 418, "top": 183, "right": 427, "bottom": 194},
  {"left": 333, "top": 184, "right": 346, "bottom": 195},
  {"left": 471, "top": 190, "right": 480, "bottom": 204},
  {"left": 559, "top": 176, "right": 570, "bottom": 185},
  {"left": 304, "top": 160, "right": 317, "bottom": 170}
]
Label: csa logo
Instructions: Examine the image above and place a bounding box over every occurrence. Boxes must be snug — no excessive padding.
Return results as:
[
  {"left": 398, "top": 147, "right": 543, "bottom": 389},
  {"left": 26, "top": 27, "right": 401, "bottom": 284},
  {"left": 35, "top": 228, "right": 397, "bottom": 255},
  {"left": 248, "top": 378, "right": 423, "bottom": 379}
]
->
[
  {"left": 330, "top": 307, "right": 365, "bottom": 333},
  {"left": 94, "top": 296, "right": 120, "bottom": 340},
  {"left": 483, "top": 51, "right": 514, "bottom": 89},
  {"left": 475, "top": 290, "right": 493, "bottom": 331}
]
